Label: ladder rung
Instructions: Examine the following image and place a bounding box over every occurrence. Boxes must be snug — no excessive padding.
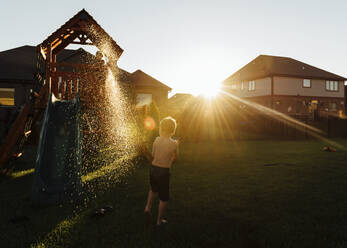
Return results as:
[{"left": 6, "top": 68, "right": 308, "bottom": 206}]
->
[{"left": 24, "top": 130, "right": 32, "bottom": 136}]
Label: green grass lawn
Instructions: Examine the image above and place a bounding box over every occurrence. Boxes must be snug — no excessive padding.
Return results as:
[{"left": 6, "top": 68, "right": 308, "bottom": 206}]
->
[{"left": 1, "top": 139, "right": 347, "bottom": 248}]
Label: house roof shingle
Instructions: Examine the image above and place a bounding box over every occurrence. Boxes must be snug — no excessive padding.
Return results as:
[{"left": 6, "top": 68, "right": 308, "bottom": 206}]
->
[
  {"left": 169, "top": 93, "right": 193, "bottom": 100},
  {"left": 0, "top": 45, "right": 94, "bottom": 82},
  {"left": 132, "top": 70, "right": 172, "bottom": 91},
  {"left": 0, "top": 46, "right": 172, "bottom": 92},
  {"left": 224, "top": 55, "right": 347, "bottom": 83}
]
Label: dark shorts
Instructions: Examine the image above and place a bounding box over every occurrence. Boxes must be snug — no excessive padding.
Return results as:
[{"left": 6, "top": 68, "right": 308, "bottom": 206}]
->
[{"left": 150, "top": 165, "right": 170, "bottom": 202}]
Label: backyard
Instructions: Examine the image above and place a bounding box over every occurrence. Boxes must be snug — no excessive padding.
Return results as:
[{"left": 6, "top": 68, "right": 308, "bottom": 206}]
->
[{"left": 1, "top": 139, "right": 347, "bottom": 247}]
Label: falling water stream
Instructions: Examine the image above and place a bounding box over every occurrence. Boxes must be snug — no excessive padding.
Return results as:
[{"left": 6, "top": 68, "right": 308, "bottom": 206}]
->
[{"left": 78, "top": 51, "right": 141, "bottom": 206}]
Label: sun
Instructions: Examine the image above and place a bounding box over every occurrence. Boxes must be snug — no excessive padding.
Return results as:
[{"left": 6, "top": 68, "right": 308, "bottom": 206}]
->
[
  {"left": 200, "top": 87, "right": 220, "bottom": 99},
  {"left": 195, "top": 83, "right": 221, "bottom": 99},
  {"left": 173, "top": 64, "right": 223, "bottom": 99}
]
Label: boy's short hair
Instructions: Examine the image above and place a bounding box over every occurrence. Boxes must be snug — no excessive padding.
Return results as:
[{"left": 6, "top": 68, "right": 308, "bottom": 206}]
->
[{"left": 160, "top": 116, "right": 177, "bottom": 135}]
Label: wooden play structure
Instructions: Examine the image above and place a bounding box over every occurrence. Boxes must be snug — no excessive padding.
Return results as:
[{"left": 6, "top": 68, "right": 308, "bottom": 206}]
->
[{"left": 0, "top": 9, "right": 124, "bottom": 169}]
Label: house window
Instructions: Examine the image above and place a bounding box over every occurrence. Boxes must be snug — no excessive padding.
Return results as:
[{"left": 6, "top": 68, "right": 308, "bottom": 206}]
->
[
  {"left": 0, "top": 88, "right": 15, "bottom": 106},
  {"left": 136, "top": 93, "right": 152, "bottom": 107},
  {"left": 231, "top": 84, "right": 237, "bottom": 90},
  {"left": 248, "top": 80, "right": 255, "bottom": 91},
  {"left": 326, "top": 81, "right": 339, "bottom": 91},
  {"left": 241, "top": 82, "right": 244, "bottom": 90},
  {"left": 303, "top": 79, "right": 311, "bottom": 88},
  {"left": 328, "top": 102, "right": 337, "bottom": 111}
]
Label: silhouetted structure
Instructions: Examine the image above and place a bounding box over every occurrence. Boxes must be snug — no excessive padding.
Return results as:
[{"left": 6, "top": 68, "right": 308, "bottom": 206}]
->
[{"left": 0, "top": 9, "right": 170, "bottom": 168}]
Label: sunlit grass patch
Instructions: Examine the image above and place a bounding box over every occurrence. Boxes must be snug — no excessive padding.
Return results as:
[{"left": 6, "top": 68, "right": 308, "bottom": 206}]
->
[
  {"left": 82, "top": 152, "right": 136, "bottom": 183},
  {"left": 10, "top": 168, "right": 35, "bottom": 179},
  {"left": 31, "top": 213, "right": 86, "bottom": 248}
]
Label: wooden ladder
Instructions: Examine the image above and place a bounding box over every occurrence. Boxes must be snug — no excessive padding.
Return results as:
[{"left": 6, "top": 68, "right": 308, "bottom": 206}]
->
[{"left": 0, "top": 84, "right": 48, "bottom": 170}]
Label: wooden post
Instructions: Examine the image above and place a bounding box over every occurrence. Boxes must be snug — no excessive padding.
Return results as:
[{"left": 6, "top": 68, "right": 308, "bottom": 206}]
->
[
  {"left": 72, "top": 75, "right": 78, "bottom": 98},
  {"left": 51, "top": 74, "right": 59, "bottom": 98},
  {"left": 46, "top": 45, "right": 52, "bottom": 101},
  {"left": 79, "top": 73, "right": 85, "bottom": 98},
  {"left": 67, "top": 75, "right": 72, "bottom": 100},
  {"left": 62, "top": 76, "right": 66, "bottom": 100}
]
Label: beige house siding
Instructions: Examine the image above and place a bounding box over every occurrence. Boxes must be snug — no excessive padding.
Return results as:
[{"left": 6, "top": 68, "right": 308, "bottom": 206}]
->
[
  {"left": 228, "top": 77, "right": 271, "bottom": 97},
  {"left": 274, "top": 76, "right": 344, "bottom": 98}
]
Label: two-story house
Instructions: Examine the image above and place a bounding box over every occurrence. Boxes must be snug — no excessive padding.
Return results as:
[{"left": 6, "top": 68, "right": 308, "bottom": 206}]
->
[{"left": 223, "top": 55, "right": 346, "bottom": 119}]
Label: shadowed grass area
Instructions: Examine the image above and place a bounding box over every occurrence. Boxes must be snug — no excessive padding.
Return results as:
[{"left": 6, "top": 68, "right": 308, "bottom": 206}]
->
[{"left": 1, "top": 139, "right": 347, "bottom": 247}]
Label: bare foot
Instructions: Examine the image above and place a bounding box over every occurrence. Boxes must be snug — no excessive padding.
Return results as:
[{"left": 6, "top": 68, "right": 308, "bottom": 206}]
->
[{"left": 156, "top": 218, "right": 168, "bottom": 226}]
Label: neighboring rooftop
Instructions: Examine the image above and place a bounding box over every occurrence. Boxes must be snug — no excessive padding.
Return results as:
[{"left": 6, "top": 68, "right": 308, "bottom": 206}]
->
[
  {"left": 169, "top": 93, "right": 193, "bottom": 100},
  {"left": 0, "top": 45, "right": 94, "bottom": 82},
  {"left": 0, "top": 45, "right": 172, "bottom": 91},
  {"left": 132, "top": 70, "right": 172, "bottom": 91},
  {"left": 224, "top": 55, "right": 347, "bottom": 83}
]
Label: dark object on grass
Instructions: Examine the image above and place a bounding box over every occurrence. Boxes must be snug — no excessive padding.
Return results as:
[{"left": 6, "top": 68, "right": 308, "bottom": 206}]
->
[
  {"left": 101, "top": 205, "right": 113, "bottom": 212},
  {"left": 9, "top": 215, "right": 29, "bottom": 224},
  {"left": 92, "top": 205, "right": 114, "bottom": 217},
  {"left": 93, "top": 208, "right": 106, "bottom": 217},
  {"left": 323, "top": 146, "right": 336, "bottom": 152},
  {"left": 155, "top": 218, "right": 168, "bottom": 228},
  {"left": 159, "top": 218, "right": 168, "bottom": 225}
]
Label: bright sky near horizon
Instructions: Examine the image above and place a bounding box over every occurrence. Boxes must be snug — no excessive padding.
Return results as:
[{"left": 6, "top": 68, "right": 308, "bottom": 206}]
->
[{"left": 1, "top": 0, "right": 346, "bottom": 96}]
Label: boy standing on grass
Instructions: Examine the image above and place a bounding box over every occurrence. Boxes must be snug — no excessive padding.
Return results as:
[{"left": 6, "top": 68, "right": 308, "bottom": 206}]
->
[{"left": 143, "top": 117, "right": 179, "bottom": 226}]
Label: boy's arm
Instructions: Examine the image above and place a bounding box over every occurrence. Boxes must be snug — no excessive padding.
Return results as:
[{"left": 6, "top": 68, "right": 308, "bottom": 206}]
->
[
  {"left": 172, "top": 140, "right": 179, "bottom": 162},
  {"left": 144, "top": 148, "right": 153, "bottom": 164},
  {"left": 137, "top": 143, "right": 153, "bottom": 164}
]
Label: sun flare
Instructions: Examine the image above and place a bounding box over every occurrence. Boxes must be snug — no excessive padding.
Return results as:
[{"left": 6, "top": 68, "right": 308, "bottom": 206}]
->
[
  {"left": 187, "top": 81, "right": 222, "bottom": 99},
  {"left": 200, "top": 87, "right": 220, "bottom": 99}
]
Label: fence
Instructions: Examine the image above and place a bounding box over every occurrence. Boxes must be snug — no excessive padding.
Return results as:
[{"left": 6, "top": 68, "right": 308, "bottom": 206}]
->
[{"left": 177, "top": 108, "right": 347, "bottom": 142}]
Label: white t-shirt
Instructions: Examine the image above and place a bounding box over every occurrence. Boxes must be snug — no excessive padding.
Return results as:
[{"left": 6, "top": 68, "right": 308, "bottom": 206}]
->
[{"left": 152, "top": 136, "right": 178, "bottom": 168}]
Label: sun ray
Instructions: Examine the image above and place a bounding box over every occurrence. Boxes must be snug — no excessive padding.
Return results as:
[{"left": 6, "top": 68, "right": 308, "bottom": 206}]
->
[{"left": 219, "top": 90, "right": 345, "bottom": 150}]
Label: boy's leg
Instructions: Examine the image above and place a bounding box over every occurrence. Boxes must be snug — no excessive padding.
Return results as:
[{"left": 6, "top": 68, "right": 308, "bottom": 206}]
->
[
  {"left": 156, "top": 170, "right": 170, "bottom": 225},
  {"left": 157, "top": 200, "right": 168, "bottom": 225},
  {"left": 144, "top": 189, "right": 157, "bottom": 213}
]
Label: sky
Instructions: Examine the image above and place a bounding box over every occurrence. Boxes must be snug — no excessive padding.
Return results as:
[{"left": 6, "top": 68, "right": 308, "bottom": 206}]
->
[{"left": 1, "top": 0, "right": 346, "bottom": 96}]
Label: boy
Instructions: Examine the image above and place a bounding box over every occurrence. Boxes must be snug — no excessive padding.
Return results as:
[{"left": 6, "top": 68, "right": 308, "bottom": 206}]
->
[{"left": 143, "top": 117, "right": 178, "bottom": 226}]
